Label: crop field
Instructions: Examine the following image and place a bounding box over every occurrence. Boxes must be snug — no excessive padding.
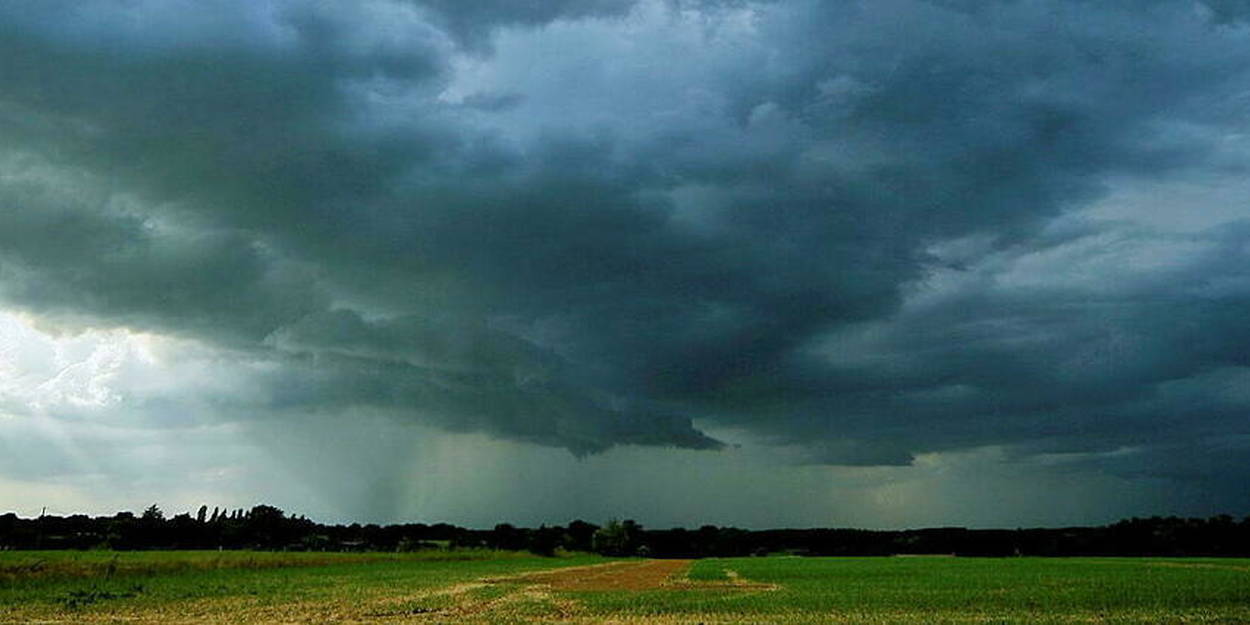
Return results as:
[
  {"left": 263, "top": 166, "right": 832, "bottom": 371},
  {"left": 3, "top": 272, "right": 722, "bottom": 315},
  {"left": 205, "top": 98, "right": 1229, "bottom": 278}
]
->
[{"left": 2, "top": 552, "right": 1249, "bottom": 624}]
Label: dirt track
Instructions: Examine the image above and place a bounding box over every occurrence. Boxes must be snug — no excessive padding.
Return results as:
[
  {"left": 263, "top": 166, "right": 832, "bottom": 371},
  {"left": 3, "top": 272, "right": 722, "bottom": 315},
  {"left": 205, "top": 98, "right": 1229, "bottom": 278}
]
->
[{"left": 522, "top": 559, "right": 693, "bottom": 591}]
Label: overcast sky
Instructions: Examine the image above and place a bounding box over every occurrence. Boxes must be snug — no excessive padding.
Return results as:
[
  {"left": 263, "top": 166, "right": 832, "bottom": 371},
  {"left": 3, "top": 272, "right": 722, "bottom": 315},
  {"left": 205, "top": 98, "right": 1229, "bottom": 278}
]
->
[{"left": 3, "top": 0, "right": 1250, "bottom": 529}]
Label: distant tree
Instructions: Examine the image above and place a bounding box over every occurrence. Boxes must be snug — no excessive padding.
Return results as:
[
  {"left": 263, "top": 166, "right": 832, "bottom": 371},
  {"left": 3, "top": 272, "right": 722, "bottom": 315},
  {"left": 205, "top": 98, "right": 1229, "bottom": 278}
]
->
[
  {"left": 196, "top": 505, "right": 208, "bottom": 524},
  {"left": 593, "top": 519, "right": 642, "bottom": 556},
  {"left": 168, "top": 513, "right": 199, "bottom": 548},
  {"left": 249, "top": 504, "right": 284, "bottom": 523},
  {"left": 246, "top": 505, "right": 287, "bottom": 548},
  {"left": 622, "top": 520, "right": 647, "bottom": 556},
  {"left": 565, "top": 520, "right": 598, "bottom": 552},
  {"left": 141, "top": 504, "right": 164, "bottom": 522},
  {"left": 490, "top": 523, "right": 526, "bottom": 551},
  {"left": 528, "top": 525, "right": 561, "bottom": 557},
  {"left": 132, "top": 505, "right": 166, "bottom": 548}
]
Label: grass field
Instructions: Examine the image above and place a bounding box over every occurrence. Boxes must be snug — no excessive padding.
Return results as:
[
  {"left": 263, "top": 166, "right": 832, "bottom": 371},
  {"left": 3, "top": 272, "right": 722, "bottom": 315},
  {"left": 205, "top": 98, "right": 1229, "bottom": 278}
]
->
[
  {"left": 2, "top": 551, "right": 1249, "bottom": 624},
  {"left": 582, "top": 557, "right": 1250, "bottom": 624}
]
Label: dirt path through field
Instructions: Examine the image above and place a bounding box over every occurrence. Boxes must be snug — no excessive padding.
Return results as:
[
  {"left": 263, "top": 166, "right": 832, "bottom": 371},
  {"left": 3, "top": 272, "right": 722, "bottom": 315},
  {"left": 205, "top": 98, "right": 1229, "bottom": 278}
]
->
[
  {"left": 522, "top": 559, "right": 693, "bottom": 591},
  {"left": 417, "top": 560, "right": 696, "bottom": 622}
]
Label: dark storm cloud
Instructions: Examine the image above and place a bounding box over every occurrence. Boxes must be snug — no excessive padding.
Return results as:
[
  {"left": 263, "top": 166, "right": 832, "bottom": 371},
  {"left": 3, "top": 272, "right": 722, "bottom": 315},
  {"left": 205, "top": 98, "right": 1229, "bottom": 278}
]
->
[
  {"left": 264, "top": 309, "right": 720, "bottom": 453},
  {"left": 2, "top": 0, "right": 1250, "bottom": 497},
  {"left": 1202, "top": 0, "right": 1250, "bottom": 22},
  {"left": 796, "top": 218, "right": 1250, "bottom": 469},
  {"left": 413, "top": 0, "right": 638, "bottom": 49}
]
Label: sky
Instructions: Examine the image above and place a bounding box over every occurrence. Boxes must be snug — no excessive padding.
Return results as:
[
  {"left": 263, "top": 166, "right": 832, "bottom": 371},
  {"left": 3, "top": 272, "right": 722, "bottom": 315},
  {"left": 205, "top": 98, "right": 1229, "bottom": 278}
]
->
[{"left": 2, "top": 0, "right": 1250, "bottom": 530}]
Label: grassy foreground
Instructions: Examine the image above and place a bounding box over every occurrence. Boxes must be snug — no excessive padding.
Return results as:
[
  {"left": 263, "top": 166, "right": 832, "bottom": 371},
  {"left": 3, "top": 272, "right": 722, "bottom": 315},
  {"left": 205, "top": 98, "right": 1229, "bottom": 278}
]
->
[
  {"left": 0, "top": 550, "right": 606, "bottom": 623},
  {"left": 2, "top": 551, "right": 1249, "bottom": 623},
  {"left": 585, "top": 557, "right": 1250, "bottom": 624}
]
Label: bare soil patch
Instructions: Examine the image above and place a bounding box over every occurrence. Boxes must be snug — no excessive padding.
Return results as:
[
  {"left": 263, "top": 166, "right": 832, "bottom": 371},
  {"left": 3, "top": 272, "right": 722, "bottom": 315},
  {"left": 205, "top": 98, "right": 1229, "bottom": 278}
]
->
[
  {"left": 709, "top": 567, "right": 778, "bottom": 591},
  {"left": 523, "top": 559, "right": 694, "bottom": 591}
]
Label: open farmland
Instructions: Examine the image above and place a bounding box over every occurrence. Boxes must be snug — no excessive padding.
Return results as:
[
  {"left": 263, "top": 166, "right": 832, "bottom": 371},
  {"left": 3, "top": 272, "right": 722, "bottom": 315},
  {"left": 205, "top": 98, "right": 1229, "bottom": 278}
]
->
[{"left": 2, "top": 552, "right": 1249, "bottom": 624}]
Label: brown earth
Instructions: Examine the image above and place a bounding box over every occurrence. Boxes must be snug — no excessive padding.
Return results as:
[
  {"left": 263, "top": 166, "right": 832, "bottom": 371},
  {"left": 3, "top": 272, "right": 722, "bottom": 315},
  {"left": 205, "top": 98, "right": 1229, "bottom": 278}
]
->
[
  {"left": 520, "top": 559, "right": 694, "bottom": 591},
  {"left": 2, "top": 560, "right": 779, "bottom": 624}
]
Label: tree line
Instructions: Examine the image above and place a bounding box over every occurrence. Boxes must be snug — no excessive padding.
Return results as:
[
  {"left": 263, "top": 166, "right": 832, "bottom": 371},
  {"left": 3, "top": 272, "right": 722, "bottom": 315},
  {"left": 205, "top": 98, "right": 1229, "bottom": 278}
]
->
[{"left": 3, "top": 505, "right": 1250, "bottom": 557}]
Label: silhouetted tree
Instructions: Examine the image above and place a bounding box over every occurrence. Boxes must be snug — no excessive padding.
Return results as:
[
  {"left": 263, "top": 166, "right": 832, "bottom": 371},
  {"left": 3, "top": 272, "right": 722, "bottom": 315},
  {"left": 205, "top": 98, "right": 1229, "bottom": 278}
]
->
[
  {"left": 490, "top": 523, "right": 526, "bottom": 551},
  {"left": 529, "top": 525, "right": 562, "bottom": 556},
  {"left": 245, "top": 505, "right": 288, "bottom": 548},
  {"left": 593, "top": 519, "right": 643, "bottom": 556},
  {"left": 141, "top": 504, "right": 164, "bottom": 522},
  {"left": 564, "top": 519, "right": 598, "bottom": 552}
]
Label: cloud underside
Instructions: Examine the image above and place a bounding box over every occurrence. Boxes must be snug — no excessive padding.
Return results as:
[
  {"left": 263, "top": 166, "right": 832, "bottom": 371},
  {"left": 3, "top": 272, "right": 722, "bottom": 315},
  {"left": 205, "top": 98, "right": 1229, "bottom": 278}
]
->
[{"left": 2, "top": 0, "right": 1250, "bottom": 491}]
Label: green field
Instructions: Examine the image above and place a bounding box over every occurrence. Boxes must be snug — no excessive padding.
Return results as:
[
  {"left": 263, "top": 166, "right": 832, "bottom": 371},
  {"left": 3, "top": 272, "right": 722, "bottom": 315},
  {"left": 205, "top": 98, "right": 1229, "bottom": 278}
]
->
[
  {"left": 586, "top": 557, "right": 1250, "bottom": 624},
  {"left": 2, "top": 551, "right": 1249, "bottom": 624},
  {"left": 0, "top": 550, "right": 606, "bottom": 623}
]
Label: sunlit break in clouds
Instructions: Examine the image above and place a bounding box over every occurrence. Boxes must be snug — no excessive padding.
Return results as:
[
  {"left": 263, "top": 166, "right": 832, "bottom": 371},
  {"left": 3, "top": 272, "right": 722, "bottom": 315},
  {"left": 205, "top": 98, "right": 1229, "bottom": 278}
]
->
[{"left": 2, "top": 0, "right": 1250, "bottom": 528}]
